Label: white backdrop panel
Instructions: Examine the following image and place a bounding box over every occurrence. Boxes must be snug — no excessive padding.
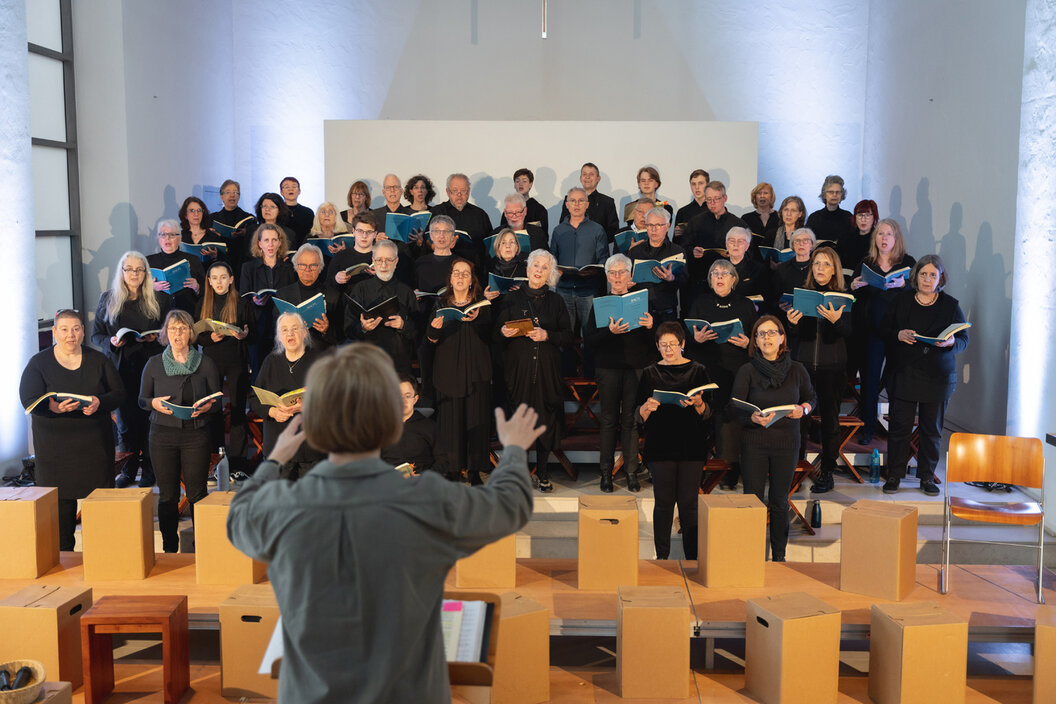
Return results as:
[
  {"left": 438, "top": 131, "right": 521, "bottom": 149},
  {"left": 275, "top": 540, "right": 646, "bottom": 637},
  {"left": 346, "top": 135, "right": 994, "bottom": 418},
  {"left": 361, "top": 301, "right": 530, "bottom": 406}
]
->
[{"left": 324, "top": 120, "right": 758, "bottom": 226}]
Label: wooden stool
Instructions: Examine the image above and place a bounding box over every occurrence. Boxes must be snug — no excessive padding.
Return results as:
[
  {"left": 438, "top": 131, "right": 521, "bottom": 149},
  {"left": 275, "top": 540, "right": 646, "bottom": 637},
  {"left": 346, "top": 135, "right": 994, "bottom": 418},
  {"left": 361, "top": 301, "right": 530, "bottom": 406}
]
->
[
  {"left": 700, "top": 459, "right": 730, "bottom": 494},
  {"left": 811, "top": 414, "right": 865, "bottom": 482},
  {"left": 789, "top": 460, "right": 818, "bottom": 535},
  {"left": 564, "top": 377, "right": 600, "bottom": 429},
  {"left": 80, "top": 595, "right": 189, "bottom": 704}
]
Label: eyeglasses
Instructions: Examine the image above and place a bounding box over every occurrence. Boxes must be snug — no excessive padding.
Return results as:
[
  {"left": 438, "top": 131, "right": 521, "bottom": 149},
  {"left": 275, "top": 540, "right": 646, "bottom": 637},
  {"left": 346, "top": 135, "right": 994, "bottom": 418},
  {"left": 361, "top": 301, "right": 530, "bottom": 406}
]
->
[
  {"left": 383, "top": 185, "right": 401, "bottom": 191},
  {"left": 855, "top": 213, "right": 873, "bottom": 218},
  {"left": 451, "top": 270, "right": 472, "bottom": 278},
  {"left": 295, "top": 263, "right": 321, "bottom": 271},
  {"left": 658, "top": 342, "right": 682, "bottom": 350},
  {"left": 504, "top": 209, "right": 526, "bottom": 217},
  {"left": 567, "top": 198, "right": 588, "bottom": 205},
  {"left": 158, "top": 232, "right": 180, "bottom": 239},
  {"left": 705, "top": 196, "right": 725, "bottom": 204},
  {"left": 374, "top": 257, "right": 397, "bottom": 265},
  {"left": 645, "top": 222, "right": 668, "bottom": 229},
  {"left": 186, "top": 208, "right": 203, "bottom": 214},
  {"left": 449, "top": 189, "right": 469, "bottom": 197},
  {"left": 431, "top": 229, "right": 453, "bottom": 237},
  {"left": 608, "top": 269, "right": 630, "bottom": 276},
  {"left": 711, "top": 271, "right": 733, "bottom": 279},
  {"left": 756, "top": 329, "right": 780, "bottom": 339},
  {"left": 122, "top": 267, "right": 146, "bottom": 274},
  {"left": 353, "top": 228, "right": 377, "bottom": 236}
]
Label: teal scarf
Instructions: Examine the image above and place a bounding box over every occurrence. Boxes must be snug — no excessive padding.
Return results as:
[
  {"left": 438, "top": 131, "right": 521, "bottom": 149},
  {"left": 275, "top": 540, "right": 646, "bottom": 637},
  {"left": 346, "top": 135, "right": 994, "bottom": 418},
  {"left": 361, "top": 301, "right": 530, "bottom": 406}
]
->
[{"left": 163, "top": 345, "right": 202, "bottom": 376}]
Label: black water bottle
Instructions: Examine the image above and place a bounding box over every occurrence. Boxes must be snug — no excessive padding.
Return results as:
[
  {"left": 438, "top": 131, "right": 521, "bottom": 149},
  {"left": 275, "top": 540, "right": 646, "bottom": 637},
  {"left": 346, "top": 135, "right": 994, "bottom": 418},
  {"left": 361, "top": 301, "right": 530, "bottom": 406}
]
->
[
  {"left": 11, "top": 667, "right": 32, "bottom": 690},
  {"left": 0, "top": 669, "right": 11, "bottom": 691},
  {"left": 810, "top": 499, "right": 822, "bottom": 528}
]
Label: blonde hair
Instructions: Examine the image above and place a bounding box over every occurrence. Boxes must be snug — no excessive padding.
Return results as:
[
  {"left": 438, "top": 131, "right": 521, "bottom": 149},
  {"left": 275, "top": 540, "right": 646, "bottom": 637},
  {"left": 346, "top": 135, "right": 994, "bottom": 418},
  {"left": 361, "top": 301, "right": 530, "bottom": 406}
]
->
[
  {"left": 250, "top": 223, "right": 290, "bottom": 259},
  {"left": 302, "top": 344, "right": 403, "bottom": 454},
  {"left": 310, "top": 201, "right": 349, "bottom": 236},
  {"left": 104, "top": 251, "right": 162, "bottom": 324}
]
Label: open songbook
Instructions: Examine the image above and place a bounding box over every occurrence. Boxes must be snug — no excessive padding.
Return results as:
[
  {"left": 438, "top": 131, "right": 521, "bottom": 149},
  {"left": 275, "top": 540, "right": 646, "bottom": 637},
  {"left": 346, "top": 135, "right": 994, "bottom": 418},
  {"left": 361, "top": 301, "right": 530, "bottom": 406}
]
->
[
  {"left": 434, "top": 300, "right": 490, "bottom": 323},
  {"left": 652, "top": 383, "right": 718, "bottom": 406},
  {"left": 24, "top": 392, "right": 94, "bottom": 415},
  {"left": 913, "top": 322, "right": 971, "bottom": 345},
  {"left": 385, "top": 211, "right": 432, "bottom": 243},
  {"left": 592, "top": 289, "right": 649, "bottom": 330},
  {"left": 150, "top": 260, "right": 191, "bottom": 293},
  {"left": 211, "top": 216, "right": 254, "bottom": 238},
  {"left": 729, "top": 398, "right": 799, "bottom": 428},
  {"left": 160, "top": 391, "right": 223, "bottom": 420},
  {"left": 250, "top": 386, "right": 305, "bottom": 409},
  {"left": 791, "top": 288, "right": 855, "bottom": 317},
  {"left": 684, "top": 318, "right": 744, "bottom": 344},
  {"left": 632, "top": 254, "right": 685, "bottom": 283},
  {"left": 193, "top": 319, "right": 242, "bottom": 337},
  {"left": 274, "top": 293, "right": 326, "bottom": 325}
]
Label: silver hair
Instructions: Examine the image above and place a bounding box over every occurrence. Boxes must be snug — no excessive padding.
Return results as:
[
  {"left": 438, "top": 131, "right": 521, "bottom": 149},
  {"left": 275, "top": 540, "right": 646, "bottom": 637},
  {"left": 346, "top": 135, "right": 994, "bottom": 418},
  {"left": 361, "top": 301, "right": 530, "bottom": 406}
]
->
[
  {"left": 429, "top": 214, "right": 456, "bottom": 232},
  {"left": 292, "top": 243, "right": 324, "bottom": 265},
  {"left": 604, "top": 253, "right": 632, "bottom": 275},
  {"left": 504, "top": 193, "right": 527, "bottom": 208},
  {"left": 646, "top": 206, "right": 671, "bottom": 224},
  {"left": 819, "top": 175, "right": 846, "bottom": 202},
  {"left": 708, "top": 258, "right": 739, "bottom": 286},
  {"left": 273, "top": 312, "right": 311, "bottom": 352},
  {"left": 567, "top": 186, "right": 587, "bottom": 199},
  {"left": 526, "top": 248, "right": 560, "bottom": 288},
  {"left": 725, "top": 226, "right": 751, "bottom": 244},
  {"left": 373, "top": 239, "right": 399, "bottom": 257},
  {"left": 157, "top": 219, "right": 181, "bottom": 234},
  {"left": 446, "top": 173, "right": 470, "bottom": 189},
  {"left": 791, "top": 227, "right": 817, "bottom": 246}
]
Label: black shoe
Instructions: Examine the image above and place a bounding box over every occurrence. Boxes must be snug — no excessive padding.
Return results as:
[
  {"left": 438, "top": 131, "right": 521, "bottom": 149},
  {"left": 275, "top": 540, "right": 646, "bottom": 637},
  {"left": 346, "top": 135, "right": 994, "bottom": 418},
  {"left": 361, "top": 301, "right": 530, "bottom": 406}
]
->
[
  {"left": 811, "top": 472, "right": 834, "bottom": 494},
  {"left": 883, "top": 477, "right": 900, "bottom": 494},
  {"left": 114, "top": 472, "right": 136, "bottom": 488},
  {"left": 920, "top": 478, "right": 940, "bottom": 496},
  {"left": 772, "top": 555, "right": 786, "bottom": 562},
  {"left": 138, "top": 466, "right": 155, "bottom": 488},
  {"left": 231, "top": 471, "right": 251, "bottom": 483},
  {"left": 627, "top": 472, "right": 641, "bottom": 492},
  {"left": 538, "top": 478, "right": 554, "bottom": 493},
  {"left": 600, "top": 473, "right": 614, "bottom": 493},
  {"left": 719, "top": 481, "right": 737, "bottom": 491}
]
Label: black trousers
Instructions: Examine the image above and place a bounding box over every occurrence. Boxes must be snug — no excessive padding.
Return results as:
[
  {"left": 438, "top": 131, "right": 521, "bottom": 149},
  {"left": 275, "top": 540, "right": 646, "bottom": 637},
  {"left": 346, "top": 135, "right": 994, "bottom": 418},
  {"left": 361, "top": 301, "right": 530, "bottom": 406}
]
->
[
  {"left": 149, "top": 424, "right": 211, "bottom": 552},
  {"left": 596, "top": 367, "right": 642, "bottom": 477},
  {"left": 435, "top": 381, "right": 492, "bottom": 476},
  {"left": 115, "top": 360, "right": 152, "bottom": 475},
  {"left": 58, "top": 498, "right": 77, "bottom": 552},
  {"left": 650, "top": 460, "right": 703, "bottom": 560},
  {"left": 211, "top": 358, "right": 250, "bottom": 470},
  {"left": 858, "top": 334, "right": 886, "bottom": 435},
  {"left": 741, "top": 443, "right": 798, "bottom": 561},
  {"left": 887, "top": 395, "right": 948, "bottom": 482},
  {"left": 809, "top": 367, "right": 845, "bottom": 473}
]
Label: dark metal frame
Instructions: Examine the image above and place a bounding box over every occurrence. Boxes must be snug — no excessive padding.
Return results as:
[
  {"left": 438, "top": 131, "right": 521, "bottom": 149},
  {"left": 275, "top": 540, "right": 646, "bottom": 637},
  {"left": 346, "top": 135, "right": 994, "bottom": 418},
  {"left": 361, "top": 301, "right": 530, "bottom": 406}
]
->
[{"left": 28, "top": 0, "right": 83, "bottom": 317}]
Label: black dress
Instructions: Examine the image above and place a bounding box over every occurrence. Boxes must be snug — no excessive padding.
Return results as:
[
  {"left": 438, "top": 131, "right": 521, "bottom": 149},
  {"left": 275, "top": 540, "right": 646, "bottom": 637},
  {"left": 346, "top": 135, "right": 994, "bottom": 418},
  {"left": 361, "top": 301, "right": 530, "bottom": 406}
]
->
[
  {"left": 426, "top": 298, "right": 493, "bottom": 480},
  {"left": 239, "top": 256, "right": 297, "bottom": 376},
  {"left": 196, "top": 291, "right": 252, "bottom": 470},
  {"left": 19, "top": 346, "right": 125, "bottom": 550},
  {"left": 494, "top": 285, "right": 572, "bottom": 481},
  {"left": 249, "top": 347, "right": 326, "bottom": 478},
  {"left": 345, "top": 276, "right": 419, "bottom": 375}
]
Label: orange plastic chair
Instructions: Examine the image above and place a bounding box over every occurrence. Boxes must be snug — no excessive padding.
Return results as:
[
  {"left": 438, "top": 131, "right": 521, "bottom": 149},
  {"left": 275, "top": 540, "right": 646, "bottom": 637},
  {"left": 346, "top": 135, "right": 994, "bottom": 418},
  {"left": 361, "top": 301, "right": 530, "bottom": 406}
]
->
[{"left": 941, "top": 433, "right": 1045, "bottom": 603}]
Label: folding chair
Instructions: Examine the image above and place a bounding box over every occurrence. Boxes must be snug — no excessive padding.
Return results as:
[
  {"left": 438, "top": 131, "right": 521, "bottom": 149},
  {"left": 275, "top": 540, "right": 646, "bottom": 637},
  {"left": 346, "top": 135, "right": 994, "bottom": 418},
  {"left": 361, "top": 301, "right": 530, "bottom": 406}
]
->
[{"left": 941, "top": 432, "right": 1045, "bottom": 603}]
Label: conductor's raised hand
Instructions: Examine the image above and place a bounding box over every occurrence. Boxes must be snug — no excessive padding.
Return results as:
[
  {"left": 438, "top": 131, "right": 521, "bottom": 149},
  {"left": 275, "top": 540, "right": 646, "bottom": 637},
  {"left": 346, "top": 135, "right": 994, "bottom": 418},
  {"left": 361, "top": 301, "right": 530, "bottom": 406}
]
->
[
  {"left": 495, "top": 404, "right": 546, "bottom": 449},
  {"left": 267, "top": 415, "right": 306, "bottom": 465}
]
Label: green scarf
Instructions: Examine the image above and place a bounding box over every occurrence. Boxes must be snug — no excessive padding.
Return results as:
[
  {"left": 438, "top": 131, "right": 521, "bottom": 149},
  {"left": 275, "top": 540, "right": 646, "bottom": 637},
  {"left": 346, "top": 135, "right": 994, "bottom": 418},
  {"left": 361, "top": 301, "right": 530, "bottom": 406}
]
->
[{"left": 163, "top": 345, "right": 202, "bottom": 376}]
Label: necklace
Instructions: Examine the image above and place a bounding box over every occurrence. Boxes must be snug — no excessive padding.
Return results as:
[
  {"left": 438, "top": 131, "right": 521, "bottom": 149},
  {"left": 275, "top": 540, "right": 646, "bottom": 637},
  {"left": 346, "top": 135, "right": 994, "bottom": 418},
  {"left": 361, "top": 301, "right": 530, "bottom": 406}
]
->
[
  {"left": 915, "top": 292, "right": 938, "bottom": 307},
  {"left": 286, "top": 355, "right": 301, "bottom": 374}
]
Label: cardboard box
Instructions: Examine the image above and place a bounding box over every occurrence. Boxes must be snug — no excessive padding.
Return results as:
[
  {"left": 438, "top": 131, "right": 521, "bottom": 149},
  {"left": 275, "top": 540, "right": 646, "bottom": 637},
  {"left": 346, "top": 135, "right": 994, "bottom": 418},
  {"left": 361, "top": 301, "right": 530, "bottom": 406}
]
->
[
  {"left": 455, "top": 534, "right": 516, "bottom": 589},
  {"left": 695, "top": 494, "right": 766, "bottom": 587},
  {"left": 491, "top": 592, "right": 549, "bottom": 704},
  {"left": 80, "top": 488, "right": 155, "bottom": 581},
  {"left": 194, "top": 491, "right": 267, "bottom": 585},
  {"left": 578, "top": 495, "right": 638, "bottom": 591},
  {"left": 0, "top": 487, "right": 59, "bottom": 578},
  {"left": 36, "top": 681, "right": 73, "bottom": 704},
  {"left": 1034, "top": 606, "right": 1056, "bottom": 704},
  {"left": 0, "top": 585, "right": 92, "bottom": 688},
  {"left": 841, "top": 500, "right": 918, "bottom": 600},
  {"left": 869, "top": 602, "right": 967, "bottom": 703},
  {"left": 746, "top": 592, "right": 841, "bottom": 703},
  {"left": 219, "top": 584, "right": 279, "bottom": 699},
  {"left": 617, "top": 586, "right": 690, "bottom": 699}
]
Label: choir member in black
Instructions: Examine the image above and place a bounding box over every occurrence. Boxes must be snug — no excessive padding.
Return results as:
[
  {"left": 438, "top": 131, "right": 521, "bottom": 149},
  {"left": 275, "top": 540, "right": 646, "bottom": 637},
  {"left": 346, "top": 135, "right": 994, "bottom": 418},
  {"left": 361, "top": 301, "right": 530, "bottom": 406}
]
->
[
  {"left": 249, "top": 312, "right": 325, "bottom": 479},
  {"left": 881, "top": 255, "right": 968, "bottom": 496},
  {"left": 20, "top": 310, "right": 124, "bottom": 550},
  {"left": 772, "top": 195, "right": 806, "bottom": 251},
  {"left": 838, "top": 199, "right": 878, "bottom": 274},
  {"left": 673, "top": 169, "right": 710, "bottom": 245},
  {"left": 848, "top": 218, "right": 914, "bottom": 444},
  {"left": 686, "top": 181, "right": 748, "bottom": 301},
  {"left": 139, "top": 310, "right": 220, "bottom": 553},
  {"left": 497, "top": 193, "right": 548, "bottom": 252},
  {"left": 623, "top": 166, "right": 673, "bottom": 225},
  {"left": 404, "top": 173, "right": 435, "bottom": 214},
  {"left": 585, "top": 254, "right": 655, "bottom": 493},
  {"left": 499, "top": 168, "right": 549, "bottom": 235},
  {"left": 276, "top": 244, "right": 341, "bottom": 350},
  {"left": 806, "top": 175, "right": 856, "bottom": 245},
  {"left": 196, "top": 261, "right": 251, "bottom": 474},
  {"left": 92, "top": 250, "right": 171, "bottom": 488},
  {"left": 374, "top": 174, "right": 422, "bottom": 284},
  {"left": 486, "top": 228, "right": 529, "bottom": 285},
  {"left": 559, "top": 162, "right": 621, "bottom": 241},
  {"left": 495, "top": 249, "right": 572, "bottom": 493},
  {"left": 309, "top": 201, "right": 351, "bottom": 259},
  {"left": 635, "top": 322, "right": 713, "bottom": 560},
  {"left": 742, "top": 182, "right": 779, "bottom": 246},
  {"left": 341, "top": 180, "right": 372, "bottom": 224},
  {"left": 431, "top": 173, "right": 492, "bottom": 260},
  {"left": 329, "top": 212, "right": 378, "bottom": 293},
  {"left": 628, "top": 207, "right": 686, "bottom": 322},
  {"left": 213, "top": 179, "right": 256, "bottom": 267},
  {"left": 687, "top": 259, "right": 757, "bottom": 490},
  {"left": 346, "top": 240, "right": 418, "bottom": 375},
  {"left": 280, "top": 177, "right": 314, "bottom": 247},
  {"left": 179, "top": 196, "right": 225, "bottom": 266},
  {"left": 148, "top": 219, "right": 203, "bottom": 314},
  {"left": 240, "top": 223, "right": 297, "bottom": 377},
  {"left": 725, "top": 227, "right": 768, "bottom": 299},
  {"left": 372, "top": 174, "right": 409, "bottom": 229},
  {"left": 769, "top": 228, "right": 816, "bottom": 311},
  {"left": 730, "top": 316, "right": 816, "bottom": 562},
  {"left": 426, "top": 258, "right": 493, "bottom": 484},
  {"left": 255, "top": 192, "right": 298, "bottom": 251},
  {"left": 380, "top": 376, "right": 437, "bottom": 473},
  {"left": 783, "top": 247, "right": 852, "bottom": 493},
  {"left": 416, "top": 215, "right": 460, "bottom": 294}
]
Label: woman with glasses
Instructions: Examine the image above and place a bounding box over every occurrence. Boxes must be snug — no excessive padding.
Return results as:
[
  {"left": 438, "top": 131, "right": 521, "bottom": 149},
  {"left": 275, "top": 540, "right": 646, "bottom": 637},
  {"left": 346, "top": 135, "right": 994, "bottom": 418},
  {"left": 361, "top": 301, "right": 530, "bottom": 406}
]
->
[
  {"left": 21, "top": 309, "right": 124, "bottom": 550},
  {"left": 635, "top": 322, "right": 712, "bottom": 559},
  {"left": 148, "top": 219, "right": 204, "bottom": 314},
  {"left": 686, "top": 258, "right": 757, "bottom": 490},
  {"left": 882, "top": 255, "right": 968, "bottom": 496},
  {"left": 584, "top": 254, "right": 655, "bottom": 493},
  {"left": 329, "top": 212, "right": 380, "bottom": 293},
  {"left": 730, "top": 316, "right": 816, "bottom": 562},
  {"left": 91, "top": 250, "right": 171, "bottom": 487},
  {"left": 770, "top": 227, "right": 816, "bottom": 311},
  {"left": 340, "top": 181, "right": 373, "bottom": 224},
  {"left": 629, "top": 207, "right": 686, "bottom": 323},
  {"left": 425, "top": 258, "right": 493, "bottom": 484},
  {"left": 771, "top": 196, "right": 806, "bottom": 252},
  {"left": 139, "top": 309, "right": 220, "bottom": 552},
  {"left": 179, "top": 196, "right": 225, "bottom": 265}
]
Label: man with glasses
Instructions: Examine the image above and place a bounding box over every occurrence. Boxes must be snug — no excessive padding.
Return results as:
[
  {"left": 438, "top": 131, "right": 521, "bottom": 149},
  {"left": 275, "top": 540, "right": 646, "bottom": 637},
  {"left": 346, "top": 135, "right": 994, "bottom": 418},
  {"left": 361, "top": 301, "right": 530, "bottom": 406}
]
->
[
  {"left": 630, "top": 207, "right": 687, "bottom": 322},
  {"left": 560, "top": 162, "right": 620, "bottom": 241},
  {"left": 147, "top": 219, "right": 203, "bottom": 314},
  {"left": 275, "top": 244, "right": 341, "bottom": 349},
  {"left": 346, "top": 239, "right": 419, "bottom": 375},
  {"left": 494, "top": 193, "right": 548, "bottom": 252},
  {"left": 685, "top": 181, "right": 748, "bottom": 303},
  {"left": 329, "top": 212, "right": 380, "bottom": 294},
  {"left": 806, "top": 174, "right": 856, "bottom": 244},
  {"left": 431, "top": 173, "right": 492, "bottom": 259}
]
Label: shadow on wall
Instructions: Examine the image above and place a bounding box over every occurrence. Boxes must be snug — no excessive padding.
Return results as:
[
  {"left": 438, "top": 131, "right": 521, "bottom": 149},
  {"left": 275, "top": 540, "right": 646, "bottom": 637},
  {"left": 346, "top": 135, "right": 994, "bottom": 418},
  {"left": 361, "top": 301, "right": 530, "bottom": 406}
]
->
[{"left": 83, "top": 203, "right": 140, "bottom": 317}]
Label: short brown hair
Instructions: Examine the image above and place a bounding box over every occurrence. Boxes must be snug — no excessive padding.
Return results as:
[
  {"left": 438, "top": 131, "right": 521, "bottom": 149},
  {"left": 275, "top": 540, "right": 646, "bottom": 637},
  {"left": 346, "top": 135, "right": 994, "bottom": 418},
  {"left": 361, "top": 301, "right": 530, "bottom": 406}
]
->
[
  {"left": 302, "top": 344, "right": 403, "bottom": 454},
  {"left": 748, "top": 315, "right": 788, "bottom": 358},
  {"left": 689, "top": 169, "right": 710, "bottom": 182},
  {"left": 513, "top": 167, "right": 534, "bottom": 183},
  {"left": 750, "top": 182, "right": 775, "bottom": 207},
  {"left": 160, "top": 309, "right": 198, "bottom": 346},
  {"left": 637, "top": 165, "right": 661, "bottom": 189}
]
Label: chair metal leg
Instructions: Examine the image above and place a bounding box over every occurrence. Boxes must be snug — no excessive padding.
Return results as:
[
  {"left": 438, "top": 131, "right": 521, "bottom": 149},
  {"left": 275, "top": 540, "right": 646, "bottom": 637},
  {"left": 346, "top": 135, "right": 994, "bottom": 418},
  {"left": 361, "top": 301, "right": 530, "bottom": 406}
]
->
[
  {"left": 1038, "top": 518, "right": 1046, "bottom": 604},
  {"left": 940, "top": 497, "right": 950, "bottom": 594}
]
